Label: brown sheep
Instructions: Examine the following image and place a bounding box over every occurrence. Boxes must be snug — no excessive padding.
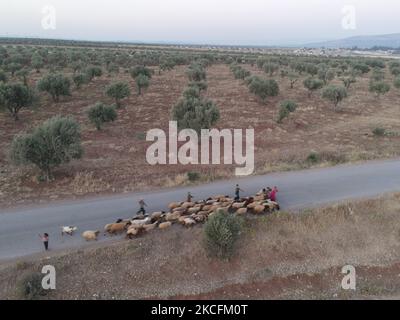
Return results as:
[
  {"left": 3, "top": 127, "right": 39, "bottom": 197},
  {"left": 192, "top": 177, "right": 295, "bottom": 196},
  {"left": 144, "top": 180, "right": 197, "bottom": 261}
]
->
[
  {"left": 82, "top": 231, "right": 100, "bottom": 241},
  {"left": 151, "top": 212, "right": 164, "bottom": 222},
  {"left": 168, "top": 202, "right": 182, "bottom": 210},
  {"left": 236, "top": 208, "right": 247, "bottom": 215},
  {"left": 232, "top": 201, "right": 246, "bottom": 209},
  {"left": 188, "top": 207, "right": 201, "bottom": 214},
  {"left": 159, "top": 221, "right": 172, "bottom": 230},
  {"left": 181, "top": 202, "right": 195, "bottom": 209},
  {"left": 172, "top": 207, "right": 187, "bottom": 213},
  {"left": 253, "top": 205, "right": 266, "bottom": 214},
  {"left": 126, "top": 227, "right": 140, "bottom": 238},
  {"left": 107, "top": 222, "right": 131, "bottom": 234},
  {"left": 143, "top": 222, "right": 158, "bottom": 232},
  {"left": 166, "top": 212, "right": 181, "bottom": 221}
]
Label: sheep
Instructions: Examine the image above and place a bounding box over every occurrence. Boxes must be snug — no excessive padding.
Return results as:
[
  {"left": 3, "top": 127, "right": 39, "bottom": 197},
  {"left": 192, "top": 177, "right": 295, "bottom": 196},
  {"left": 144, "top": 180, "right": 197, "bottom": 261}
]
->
[
  {"left": 236, "top": 208, "right": 247, "bottom": 215},
  {"left": 130, "top": 217, "right": 151, "bottom": 227},
  {"left": 126, "top": 227, "right": 140, "bottom": 238},
  {"left": 178, "top": 216, "right": 187, "bottom": 224},
  {"left": 168, "top": 202, "right": 182, "bottom": 210},
  {"left": 61, "top": 226, "right": 77, "bottom": 236},
  {"left": 150, "top": 211, "right": 164, "bottom": 222},
  {"left": 133, "top": 214, "right": 147, "bottom": 221},
  {"left": 183, "top": 218, "right": 196, "bottom": 227},
  {"left": 215, "top": 207, "right": 230, "bottom": 214},
  {"left": 159, "top": 221, "right": 172, "bottom": 230},
  {"left": 181, "top": 202, "right": 195, "bottom": 209},
  {"left": 188, "top": 207, "right": 201, "bottom": 214},
  {"left": 166, "top": 212, "right": 181, "bottom": 221},
  {"left": 143, "top": 222, "right": 158, "bottom": 232},
  {"left": 232, "top": 201, "right": 246, "bottom": 209},
  {"left": 212, "top": 194, "right": 226, "bottom": 200},
  {"left": 253, "top": 205, "right": 266, "bottom": 214},
  {"left": 104, "top": 223, "right": 113, "bottom": 233},
  {"left": 263, "top": 200, "right": 280, "bottom": 212},
  {"left": 172, "top": 207, "right": 187, "bottom": 213},
  {"left": 82, "top": 231, "right": 100, "bottom": 241},
  {"left": 247, "top": 202, "right": 261, "bottom": 209},
  {"left": 107, "top": 222, "right": 131, "bottom": 234},
  {"left": 193, "top": 214, "right": 207, "bottom": 223}
]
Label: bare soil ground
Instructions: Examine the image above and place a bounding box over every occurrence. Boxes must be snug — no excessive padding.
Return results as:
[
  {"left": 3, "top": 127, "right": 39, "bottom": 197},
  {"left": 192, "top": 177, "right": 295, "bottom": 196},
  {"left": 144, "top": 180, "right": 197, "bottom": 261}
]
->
[
  {"left": 1, "top": 63, "right": 400, "bottom": 207},
  {"left": 1, "top": 194, "right": 400, "bottom": 300}
]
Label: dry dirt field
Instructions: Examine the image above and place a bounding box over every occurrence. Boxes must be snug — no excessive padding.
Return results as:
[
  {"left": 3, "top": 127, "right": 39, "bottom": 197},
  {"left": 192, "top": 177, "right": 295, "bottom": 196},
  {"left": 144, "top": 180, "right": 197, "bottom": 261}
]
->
[
  {"left": 1, "top": 59, "right": 400, "bottom": 207},
  {"left": 1, "top": 193, "right": 400, "bottom": 300}
]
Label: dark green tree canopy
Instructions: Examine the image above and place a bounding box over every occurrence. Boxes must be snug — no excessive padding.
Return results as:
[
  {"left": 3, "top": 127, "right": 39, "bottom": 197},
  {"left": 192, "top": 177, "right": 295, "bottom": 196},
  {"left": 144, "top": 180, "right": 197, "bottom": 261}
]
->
[
  {"left": 0, "top": 82, "right": 37, "bottom": 120},
  {"left": 172, "top": 96, "right": 220, "bottom": 133},
  {"left": 37, "top": 73, "right": 71, "bottom": 102},
  {"left": 10, "top": 116, "right": 83, "bottom": 180},
  {"left": 87, "top": 102, "right": 117, "bottom": 130}
]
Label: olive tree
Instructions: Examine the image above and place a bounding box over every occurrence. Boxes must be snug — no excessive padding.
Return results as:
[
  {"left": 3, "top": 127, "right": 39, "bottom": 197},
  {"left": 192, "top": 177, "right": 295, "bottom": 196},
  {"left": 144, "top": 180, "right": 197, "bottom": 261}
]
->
[
  {"left": 341, "top": 76, "right": 356, "bottom": 89},
  {"left": 172, "top": 96, "right": 220, "bottom": 133},
  {"left": 130, "top": 65, "right": 153, "bottom": 79},
  {"left": 73, "top": 73, "right": 87, "bottom": 89},
  {"left": 369, "top": 81, "right": 390, "bottom": 98},
  {"left": 288, "top": 72, "right": 299, "bottom": 89},
  {"left": 135, "top": 74, "right": 150, "bottom": 95},
  {"left": 263, "top": 62, "right": 279, "bottom": 76},
  {"left": 37, "top": 73, "right": 71, "bottom": 102},
  {"left": 85, "top": 66, "right": 102, "bottom": 82},
  {"left": 0, "top": 83, "right": 37, "bottom": 120},
  {"left": 277, "top": 100, "right": 297, "bottom": 123},
  {"left": 105, "top": 81, "right": 131, "bottom": 107},
  {"left": 246, "top": 76, "right": 279, "bottom": 102},
  {"left": 10, "top": 116, "right": 83, "bottom": 180},
  {"left": 318, "top": 67, "right": 335, "bottom": 84},
  {"left": 322, "top": 85, "right": 348, "bottom": 110},
  {"left": 303, "top": 77, "right": 324, "bottom": 97},
  {"left": 87, "top": 102, "right": 117, "bottom": 130},
  {"left": 186, "top": 64, "right": 206, "bottom": 82},
  {"left": 31, "top": 53, "right": 44, "bottom": 73}
]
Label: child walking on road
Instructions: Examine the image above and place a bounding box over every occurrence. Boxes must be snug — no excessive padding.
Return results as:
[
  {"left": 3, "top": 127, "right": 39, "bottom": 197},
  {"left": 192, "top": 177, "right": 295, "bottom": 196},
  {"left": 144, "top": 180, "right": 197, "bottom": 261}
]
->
[{"left": 39, "top": 233, "right": 49, "bottom": 251}]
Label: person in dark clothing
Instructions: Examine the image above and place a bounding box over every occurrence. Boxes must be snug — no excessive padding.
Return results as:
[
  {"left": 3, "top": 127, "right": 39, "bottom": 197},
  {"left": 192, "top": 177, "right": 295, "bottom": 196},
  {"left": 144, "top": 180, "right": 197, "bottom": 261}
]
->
[
  {"left": 39, "top": 233, "right": 49, "bottom": 251},
  {"left": 234, "top": 184, "right": 244, "bottom": 202},
  {"left": 137, "top": 199, "right": 147, "bottom": 215}
]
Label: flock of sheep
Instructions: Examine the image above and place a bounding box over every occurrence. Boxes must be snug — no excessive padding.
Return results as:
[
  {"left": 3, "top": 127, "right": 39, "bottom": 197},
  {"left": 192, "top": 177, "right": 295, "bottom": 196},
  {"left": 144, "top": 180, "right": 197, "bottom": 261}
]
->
[{"left": 63, "top": 189, "right": 280, "bottom": 241}]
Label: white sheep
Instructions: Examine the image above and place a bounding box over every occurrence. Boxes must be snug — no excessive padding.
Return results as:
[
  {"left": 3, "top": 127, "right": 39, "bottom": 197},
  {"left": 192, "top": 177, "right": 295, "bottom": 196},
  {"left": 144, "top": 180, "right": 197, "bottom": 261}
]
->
[
  {"left": 61, "top": 226, "right": 77, "bottom": 236},
  {"left": 82, "top": 231, "right": 100, "bottom": 241}
]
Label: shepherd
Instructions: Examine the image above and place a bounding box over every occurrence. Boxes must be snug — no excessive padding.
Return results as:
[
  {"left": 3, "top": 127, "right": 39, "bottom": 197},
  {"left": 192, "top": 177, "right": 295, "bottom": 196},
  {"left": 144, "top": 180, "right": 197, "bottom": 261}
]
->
[
  {"left": 137, "top": 199, "right": 148, "bottom": 215},
  {"left": 234, "top": 184, "right": 244, "bottom": 202}
]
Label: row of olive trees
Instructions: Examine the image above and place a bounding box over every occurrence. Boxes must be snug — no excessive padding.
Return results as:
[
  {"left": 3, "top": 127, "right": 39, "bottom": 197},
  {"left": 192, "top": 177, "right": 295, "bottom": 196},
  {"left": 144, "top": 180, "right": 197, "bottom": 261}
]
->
[{"left": 172, "top": 61, "right": 220, "bottom": 133}]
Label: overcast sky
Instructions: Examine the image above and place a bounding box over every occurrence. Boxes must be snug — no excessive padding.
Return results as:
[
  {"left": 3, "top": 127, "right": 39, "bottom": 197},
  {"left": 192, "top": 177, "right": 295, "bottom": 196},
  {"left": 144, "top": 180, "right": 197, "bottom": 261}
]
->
[{"left": 0, "top": 0, "right": 399, "bottom": 45}]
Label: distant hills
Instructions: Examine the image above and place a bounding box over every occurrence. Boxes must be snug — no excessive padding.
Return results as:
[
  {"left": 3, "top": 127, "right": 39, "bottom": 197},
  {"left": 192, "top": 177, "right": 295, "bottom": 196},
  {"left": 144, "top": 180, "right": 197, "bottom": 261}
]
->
[{"left": 305, "top": 33, "right": 400, "bottom": 49}]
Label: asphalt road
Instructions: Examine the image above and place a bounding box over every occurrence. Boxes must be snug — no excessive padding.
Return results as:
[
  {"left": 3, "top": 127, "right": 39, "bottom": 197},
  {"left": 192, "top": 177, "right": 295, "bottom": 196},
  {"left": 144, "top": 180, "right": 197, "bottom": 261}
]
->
[{"left": 1, "top": 159, "right": 400, "bottom": 261}]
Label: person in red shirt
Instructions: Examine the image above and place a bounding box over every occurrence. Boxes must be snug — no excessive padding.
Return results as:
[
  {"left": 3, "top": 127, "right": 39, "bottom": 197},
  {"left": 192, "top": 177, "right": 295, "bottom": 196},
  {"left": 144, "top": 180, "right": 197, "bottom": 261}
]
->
[{"left": 269, "top": 186, "right": 278, "bottom": 202}]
